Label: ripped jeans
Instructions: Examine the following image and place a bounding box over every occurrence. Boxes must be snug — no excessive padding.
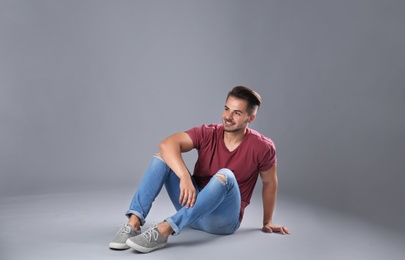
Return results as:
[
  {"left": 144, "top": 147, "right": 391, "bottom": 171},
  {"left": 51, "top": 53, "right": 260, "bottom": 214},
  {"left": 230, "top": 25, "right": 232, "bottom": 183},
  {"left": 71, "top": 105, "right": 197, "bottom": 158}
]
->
[{"left": 126, "top": 155, "right": 241, "bottom": 235}]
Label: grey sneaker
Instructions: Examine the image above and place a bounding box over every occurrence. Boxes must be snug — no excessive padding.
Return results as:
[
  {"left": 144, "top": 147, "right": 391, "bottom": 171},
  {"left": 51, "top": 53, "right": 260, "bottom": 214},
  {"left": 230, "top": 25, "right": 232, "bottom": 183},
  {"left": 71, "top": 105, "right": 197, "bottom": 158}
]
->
[
  {"left": 126, "top": 225, "right": 168, "bottom": 253},
  {"left": 109, "top": 224, "right": 140, "bottom": 250}
]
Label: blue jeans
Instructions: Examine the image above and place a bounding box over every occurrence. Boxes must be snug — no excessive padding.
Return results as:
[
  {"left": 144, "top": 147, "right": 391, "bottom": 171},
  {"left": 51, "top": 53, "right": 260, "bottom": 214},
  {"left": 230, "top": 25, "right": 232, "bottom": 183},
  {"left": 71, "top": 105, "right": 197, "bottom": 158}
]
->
[{"left": 126, "top": 155, "right": 241, "bottom": 235}]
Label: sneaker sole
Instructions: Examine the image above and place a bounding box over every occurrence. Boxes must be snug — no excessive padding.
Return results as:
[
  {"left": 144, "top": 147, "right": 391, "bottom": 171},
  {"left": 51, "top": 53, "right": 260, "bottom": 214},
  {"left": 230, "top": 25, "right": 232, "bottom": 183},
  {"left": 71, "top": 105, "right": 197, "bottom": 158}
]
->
[
  {"left": 109, "top": 242, "right": 130, "bottom": 250},
  {"left": 126, "top": 238, "right": 167, "bottom": 253}
]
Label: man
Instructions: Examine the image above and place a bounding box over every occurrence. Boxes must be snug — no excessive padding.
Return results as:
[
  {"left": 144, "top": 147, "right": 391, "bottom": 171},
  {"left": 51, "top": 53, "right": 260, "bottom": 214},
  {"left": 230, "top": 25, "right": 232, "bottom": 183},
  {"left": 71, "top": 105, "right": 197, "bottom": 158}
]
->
[{"left": 109, "top": 86, "right": 290, "bottom": 253}]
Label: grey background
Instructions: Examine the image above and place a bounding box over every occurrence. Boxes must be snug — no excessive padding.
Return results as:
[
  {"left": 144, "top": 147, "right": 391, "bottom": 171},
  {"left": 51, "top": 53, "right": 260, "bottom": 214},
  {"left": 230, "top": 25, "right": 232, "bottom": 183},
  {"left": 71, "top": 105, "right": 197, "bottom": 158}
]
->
[{"left": 1, "top": 0, "right": 404, "bottom": 239}]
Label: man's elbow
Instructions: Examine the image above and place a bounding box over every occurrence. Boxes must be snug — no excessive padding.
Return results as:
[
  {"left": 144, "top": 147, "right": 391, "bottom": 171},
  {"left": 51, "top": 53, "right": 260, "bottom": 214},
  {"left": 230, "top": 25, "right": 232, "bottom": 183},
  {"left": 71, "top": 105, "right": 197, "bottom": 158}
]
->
[
  {"left": 262, "top": 178, "right": 278, "bottom": 188},
  {"left": 158, "top": 139, "right": 169, "bottom": 154}
]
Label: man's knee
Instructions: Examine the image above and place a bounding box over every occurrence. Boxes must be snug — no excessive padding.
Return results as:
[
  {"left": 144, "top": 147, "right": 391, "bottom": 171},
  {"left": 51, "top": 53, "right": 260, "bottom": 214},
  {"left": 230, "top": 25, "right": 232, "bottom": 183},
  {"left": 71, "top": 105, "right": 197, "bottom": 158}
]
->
[
  {"left": 215, "top": 173, "right": 227, "bottom": 185},
  {"left": 215, "top": 168, "right": 235, "bottom": 185}
]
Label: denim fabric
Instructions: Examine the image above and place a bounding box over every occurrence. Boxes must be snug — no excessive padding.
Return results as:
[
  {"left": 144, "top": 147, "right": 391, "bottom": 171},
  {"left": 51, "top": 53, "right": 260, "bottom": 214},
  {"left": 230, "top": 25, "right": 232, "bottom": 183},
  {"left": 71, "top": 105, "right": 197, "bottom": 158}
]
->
[{"left": 126, "top": 155, "right": 241, "bottom": 235}]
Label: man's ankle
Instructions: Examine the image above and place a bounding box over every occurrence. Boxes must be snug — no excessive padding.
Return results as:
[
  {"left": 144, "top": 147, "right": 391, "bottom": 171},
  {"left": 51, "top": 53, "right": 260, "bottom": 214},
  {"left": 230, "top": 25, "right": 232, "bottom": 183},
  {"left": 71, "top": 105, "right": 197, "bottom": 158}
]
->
[
  {"left": 157, "top": 221, "right": 173, "bottom": 238},
  {"left": 128, "top": 215, "right": 141, "bottom": 230}
]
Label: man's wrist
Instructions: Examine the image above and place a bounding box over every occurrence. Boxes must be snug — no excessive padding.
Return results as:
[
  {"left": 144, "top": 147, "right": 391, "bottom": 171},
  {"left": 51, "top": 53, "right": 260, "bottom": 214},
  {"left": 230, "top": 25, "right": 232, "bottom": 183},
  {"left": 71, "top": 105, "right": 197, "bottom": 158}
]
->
[{"left": 263, "top": 220, "right": 273, "bottom": 226}]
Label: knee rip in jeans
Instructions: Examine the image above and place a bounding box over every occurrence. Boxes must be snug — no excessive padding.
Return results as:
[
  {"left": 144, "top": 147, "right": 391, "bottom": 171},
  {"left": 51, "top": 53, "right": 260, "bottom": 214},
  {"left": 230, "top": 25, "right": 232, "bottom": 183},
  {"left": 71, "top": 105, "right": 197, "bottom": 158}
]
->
[
  {"left": 215, "top": 173, "right": 227, "bottom": 185},
  {"left": 154, "top": 152, "right": 165, "bottom": 162}
]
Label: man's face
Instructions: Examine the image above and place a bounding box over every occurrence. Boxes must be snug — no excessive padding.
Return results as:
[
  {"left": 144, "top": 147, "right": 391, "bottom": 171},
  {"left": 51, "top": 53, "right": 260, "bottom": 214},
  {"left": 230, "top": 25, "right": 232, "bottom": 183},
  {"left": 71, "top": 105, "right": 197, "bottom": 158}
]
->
[{"left": 222, "top": 96, "right": 254, "bottom": 133}]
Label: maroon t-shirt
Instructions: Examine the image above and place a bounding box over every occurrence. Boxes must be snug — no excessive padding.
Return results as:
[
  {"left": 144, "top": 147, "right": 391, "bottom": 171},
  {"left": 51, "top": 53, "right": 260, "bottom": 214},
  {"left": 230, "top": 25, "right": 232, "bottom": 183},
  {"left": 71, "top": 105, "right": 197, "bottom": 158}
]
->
[{"left": 186, "top": 124, "right": 277, "bottom": 221}]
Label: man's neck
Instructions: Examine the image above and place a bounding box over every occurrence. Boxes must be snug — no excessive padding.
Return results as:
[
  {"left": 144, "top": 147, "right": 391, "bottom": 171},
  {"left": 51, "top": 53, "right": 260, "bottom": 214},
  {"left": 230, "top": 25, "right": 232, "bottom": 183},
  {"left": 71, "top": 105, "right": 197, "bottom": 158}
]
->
[{"left": 223, "top": 128, "right": 247, "bottom": 151}]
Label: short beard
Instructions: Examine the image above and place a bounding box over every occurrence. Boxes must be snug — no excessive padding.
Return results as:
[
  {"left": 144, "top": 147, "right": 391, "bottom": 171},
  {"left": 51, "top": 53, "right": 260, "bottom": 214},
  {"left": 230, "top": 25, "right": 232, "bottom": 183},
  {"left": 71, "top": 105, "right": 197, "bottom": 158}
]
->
[
  {"left": 223, "top": 127, "right": 244, "bottom": 133},
  {"left": 223, "top": 118, "right": 249, "bottom": 133}
]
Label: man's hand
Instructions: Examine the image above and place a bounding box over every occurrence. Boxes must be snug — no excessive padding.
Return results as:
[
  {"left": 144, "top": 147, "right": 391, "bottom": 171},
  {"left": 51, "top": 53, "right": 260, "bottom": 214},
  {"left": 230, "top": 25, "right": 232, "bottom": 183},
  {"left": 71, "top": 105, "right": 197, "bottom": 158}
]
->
[
  {"left": 262, "top": 221, "right": 290, "bottom": 235},
  {"left": 179, "top": 178, "right": 196, "bottom": 208}
]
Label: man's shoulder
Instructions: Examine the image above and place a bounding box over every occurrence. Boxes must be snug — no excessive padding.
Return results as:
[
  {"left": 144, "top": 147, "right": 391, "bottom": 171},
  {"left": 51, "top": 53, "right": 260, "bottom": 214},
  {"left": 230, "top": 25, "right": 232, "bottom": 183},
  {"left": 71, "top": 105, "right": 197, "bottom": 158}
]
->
[
  {"left": 186, "top": 124, "right": 223, "bottom": 140},
  {"left": 246, "top": 128, "right": 275, "bottom": 148}
]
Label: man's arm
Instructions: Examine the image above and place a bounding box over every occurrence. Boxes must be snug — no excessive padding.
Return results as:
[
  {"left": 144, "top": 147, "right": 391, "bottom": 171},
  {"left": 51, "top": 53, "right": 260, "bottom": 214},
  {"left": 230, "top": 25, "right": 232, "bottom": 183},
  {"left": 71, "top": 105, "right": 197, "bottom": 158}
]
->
[
  {"left": 159, "top": 132, "right": 196, "bottom": 208},
  {"left": 260, "top": 164, "right": 290, "bottom": 234}
]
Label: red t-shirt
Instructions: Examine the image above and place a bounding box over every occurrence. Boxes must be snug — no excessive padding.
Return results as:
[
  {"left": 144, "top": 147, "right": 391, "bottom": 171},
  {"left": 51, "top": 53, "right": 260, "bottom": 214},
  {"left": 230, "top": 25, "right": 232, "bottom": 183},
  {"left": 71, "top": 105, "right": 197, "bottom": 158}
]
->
[{"left": 185, "top": 124, "right": 277, "bottom": 221}]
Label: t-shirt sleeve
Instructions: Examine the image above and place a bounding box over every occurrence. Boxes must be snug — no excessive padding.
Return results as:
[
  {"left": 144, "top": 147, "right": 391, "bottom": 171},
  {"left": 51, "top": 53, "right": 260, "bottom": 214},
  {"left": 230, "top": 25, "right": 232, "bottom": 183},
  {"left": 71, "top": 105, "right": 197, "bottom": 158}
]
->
[
  {"left": 185, "top": 124, "right": 211, "bottom": 150},
  {"left": 186, "top": 124, "right": 217, "bottom": 151},
  {"left": 259, "top": 139, "right": 277, "bottom": 172},
  {"left": 185, "top": 126, "right": 200, "bottom": 149}
]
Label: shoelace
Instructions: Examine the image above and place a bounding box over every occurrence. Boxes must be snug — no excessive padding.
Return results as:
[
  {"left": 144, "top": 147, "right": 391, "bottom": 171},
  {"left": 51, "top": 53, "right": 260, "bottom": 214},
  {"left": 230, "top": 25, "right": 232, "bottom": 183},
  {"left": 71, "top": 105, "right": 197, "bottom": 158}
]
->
[
  {"left": 116, "top": 224, "right": 131, "bottom": 235},
  {"left": 143, "top": 223, "right": 159, "bottom": 242}
]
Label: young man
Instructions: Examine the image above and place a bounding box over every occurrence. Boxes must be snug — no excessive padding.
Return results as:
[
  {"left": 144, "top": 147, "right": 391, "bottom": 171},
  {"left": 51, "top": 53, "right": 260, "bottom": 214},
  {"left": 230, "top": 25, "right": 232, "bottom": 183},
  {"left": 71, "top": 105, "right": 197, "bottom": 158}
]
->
[{"left": 109, "top": 86, "right": 290, "bottom": 253}]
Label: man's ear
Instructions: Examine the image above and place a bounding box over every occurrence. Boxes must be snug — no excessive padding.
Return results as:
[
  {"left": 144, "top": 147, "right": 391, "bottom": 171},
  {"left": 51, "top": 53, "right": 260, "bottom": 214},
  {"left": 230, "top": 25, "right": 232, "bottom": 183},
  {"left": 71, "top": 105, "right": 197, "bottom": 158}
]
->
[{"left": 249, "top": 114, "right": 256, "bottom": 123}]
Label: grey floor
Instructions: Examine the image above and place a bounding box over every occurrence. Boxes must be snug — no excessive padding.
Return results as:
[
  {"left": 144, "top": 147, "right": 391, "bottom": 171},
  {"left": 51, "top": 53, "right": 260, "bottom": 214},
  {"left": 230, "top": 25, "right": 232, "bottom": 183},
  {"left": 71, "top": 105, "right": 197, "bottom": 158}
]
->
[{"left": 1, "top": 188, "right": 404, "bottom": 260}]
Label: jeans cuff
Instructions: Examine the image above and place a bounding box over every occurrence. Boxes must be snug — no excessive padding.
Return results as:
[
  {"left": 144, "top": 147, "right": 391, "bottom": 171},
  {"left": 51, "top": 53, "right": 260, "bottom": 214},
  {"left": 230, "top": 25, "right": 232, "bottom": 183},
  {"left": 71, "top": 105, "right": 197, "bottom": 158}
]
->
[
  {"left": 165, "top": 217, "right": 180, "bottom": 236},
  {"left": 125, "top": 210, "right": 146, "bottom": 226}
]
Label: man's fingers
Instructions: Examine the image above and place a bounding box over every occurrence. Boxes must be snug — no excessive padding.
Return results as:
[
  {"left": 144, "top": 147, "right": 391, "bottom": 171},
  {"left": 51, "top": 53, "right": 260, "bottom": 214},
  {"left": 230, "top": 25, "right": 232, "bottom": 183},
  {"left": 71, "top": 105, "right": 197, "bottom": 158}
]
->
[
  {"left": 180, "top": 190, "right": 196, "bottom": 208},
  {"left": 262, "top": 225, "right": 290, "bottom": 235},
  {"left": 278, "top": 226, "right": 290, "bottom": 235},
  {"left": 282, "top": 226, "right": 291, "bottom": 234},
  {"left": 179, "top": 191, "right": 187, "bottom": 206},
  {"left": 188, "top": 193, "right": 196, "bottom": 207},
  {"left": 262, "top": 226, "right": 273, "bottom": 233},
  {"left": 185, "top": 192, "right": 196, "bottom": 208}
]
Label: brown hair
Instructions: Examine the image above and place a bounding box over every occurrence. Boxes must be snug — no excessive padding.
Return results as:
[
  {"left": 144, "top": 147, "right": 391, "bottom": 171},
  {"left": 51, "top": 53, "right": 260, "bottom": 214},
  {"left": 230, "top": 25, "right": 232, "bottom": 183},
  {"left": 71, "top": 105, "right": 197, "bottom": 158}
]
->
[{"left": 227, "top": 86, "right": 261, "bottom": 115}]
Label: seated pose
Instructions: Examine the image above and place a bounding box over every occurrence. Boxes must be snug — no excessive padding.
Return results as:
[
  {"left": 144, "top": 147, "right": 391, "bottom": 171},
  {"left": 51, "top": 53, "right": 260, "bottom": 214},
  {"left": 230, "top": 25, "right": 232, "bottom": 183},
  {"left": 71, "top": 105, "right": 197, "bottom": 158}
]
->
[{"left": 109, "top": 86, "right": 290, "bottom": 253}]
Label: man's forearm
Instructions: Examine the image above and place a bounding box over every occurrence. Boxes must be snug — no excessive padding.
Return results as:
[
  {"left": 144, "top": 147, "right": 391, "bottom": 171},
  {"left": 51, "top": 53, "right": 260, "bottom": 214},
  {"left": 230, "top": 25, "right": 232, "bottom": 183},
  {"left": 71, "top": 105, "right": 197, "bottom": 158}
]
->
[
  {"left": 158, "top": 136, "right": 190, "bottom": 180},
  {"left": 262, "top": 180, "right": 278, "bottom": 225}
]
